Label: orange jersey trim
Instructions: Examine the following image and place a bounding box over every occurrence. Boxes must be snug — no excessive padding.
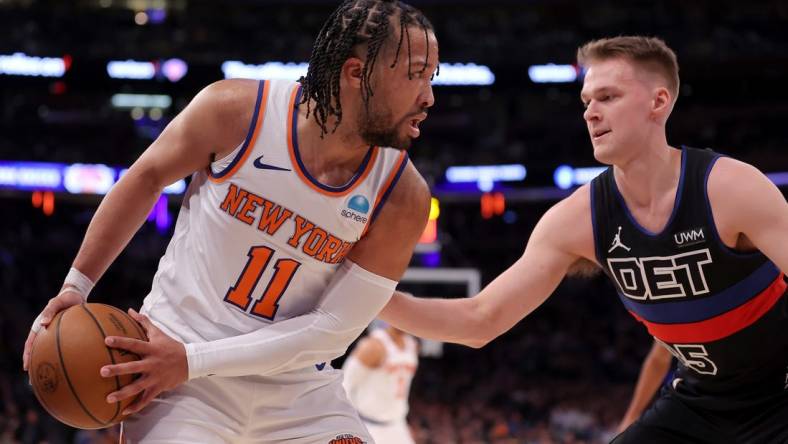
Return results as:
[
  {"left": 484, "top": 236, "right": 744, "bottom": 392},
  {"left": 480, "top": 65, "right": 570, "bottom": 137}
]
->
[
  {"left": 361, "top": 150, "right": 409, "bottom": 237},
  {"left": 208, "top": 80, "right": 271, "bottom": 184}
]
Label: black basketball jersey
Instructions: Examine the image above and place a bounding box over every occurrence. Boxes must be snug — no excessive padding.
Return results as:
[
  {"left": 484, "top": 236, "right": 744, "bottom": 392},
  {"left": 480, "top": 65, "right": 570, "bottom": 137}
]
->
[{"left": 591, "top": 146, "right": 788, "bottom": 407}]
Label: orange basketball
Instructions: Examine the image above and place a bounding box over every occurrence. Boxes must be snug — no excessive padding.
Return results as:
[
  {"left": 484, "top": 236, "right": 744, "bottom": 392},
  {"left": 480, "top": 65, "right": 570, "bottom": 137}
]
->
[{"left": 28, "top": 303, "right": 147, "bottom": 429}]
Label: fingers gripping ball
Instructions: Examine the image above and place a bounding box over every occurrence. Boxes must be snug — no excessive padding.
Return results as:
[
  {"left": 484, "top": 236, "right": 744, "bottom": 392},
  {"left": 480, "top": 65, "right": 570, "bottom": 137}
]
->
[{"left": 29, "top": 303, "right": 148, "bottom": 429}]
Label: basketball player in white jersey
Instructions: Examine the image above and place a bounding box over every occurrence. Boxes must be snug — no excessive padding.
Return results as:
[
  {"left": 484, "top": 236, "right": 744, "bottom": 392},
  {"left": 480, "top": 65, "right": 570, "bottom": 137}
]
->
[
  {"left": 343, "top": 320, "right": 418, "bottom": 444},
  {"left": 23, "top": 1, "right": 439, "bottom": 442}
]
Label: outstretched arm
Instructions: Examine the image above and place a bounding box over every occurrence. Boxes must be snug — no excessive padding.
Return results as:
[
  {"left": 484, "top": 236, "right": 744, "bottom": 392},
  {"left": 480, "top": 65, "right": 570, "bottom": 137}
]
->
[{"left": 381, "top": 186, "right": 596, "bottom": 347}]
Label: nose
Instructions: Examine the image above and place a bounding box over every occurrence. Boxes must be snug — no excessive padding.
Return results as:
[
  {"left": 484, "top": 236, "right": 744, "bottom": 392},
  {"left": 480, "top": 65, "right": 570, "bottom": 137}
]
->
[
  {"left": 420, "top": 82, "right": 435, "bottom": 109},
  {"left": 583, "top": 101, "right": 601, "bottom": 123}
]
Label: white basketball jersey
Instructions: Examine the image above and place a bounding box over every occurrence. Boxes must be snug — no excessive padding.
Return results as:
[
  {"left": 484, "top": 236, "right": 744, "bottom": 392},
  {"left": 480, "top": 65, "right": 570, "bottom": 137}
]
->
[
  {"left": 351, "top": 329, "right": 418, "bottom": 422},
  {"left": 141, "top": 79, "right": 409, "bottom": 348}
]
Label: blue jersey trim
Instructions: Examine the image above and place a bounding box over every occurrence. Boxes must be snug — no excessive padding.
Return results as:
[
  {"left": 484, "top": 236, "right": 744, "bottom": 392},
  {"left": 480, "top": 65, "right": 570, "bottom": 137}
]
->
[
  {"left": 611, "top": 146, "right": 687, "bottom": 237},
  {"left": 290, "top": 86, "right": 376, "bottom": 193},
  {"left": 210, "top": 80, "right": 265, "bottom": 179},
  {"left": 703, "top": 154, "right": 765, "bottom": 259},
  {"left": 369, "top": 153, "right": 409, "bottom": 225},
  {"left": 589, "top": 179, "right": 604, "bottom": 266}
]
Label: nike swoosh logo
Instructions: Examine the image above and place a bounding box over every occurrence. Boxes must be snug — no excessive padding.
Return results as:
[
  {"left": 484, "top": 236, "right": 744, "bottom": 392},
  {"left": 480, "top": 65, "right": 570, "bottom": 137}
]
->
[
  {"left": 315, "top": 362, "right": 326, "bottom": 371},
  {"left": 253, "top": 155, "right": 291, "bottom": 171}
]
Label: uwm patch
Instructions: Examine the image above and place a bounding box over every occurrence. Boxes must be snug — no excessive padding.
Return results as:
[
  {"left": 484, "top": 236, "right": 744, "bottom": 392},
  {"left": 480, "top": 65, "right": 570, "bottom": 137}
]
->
[{"left": 328, "top": 434, "right": 365, "bottom": 444}]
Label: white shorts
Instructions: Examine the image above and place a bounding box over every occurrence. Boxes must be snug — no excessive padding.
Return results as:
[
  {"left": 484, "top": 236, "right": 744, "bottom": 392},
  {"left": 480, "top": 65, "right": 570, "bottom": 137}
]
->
[
  {"left": 361, "top": 418, "right": 414, "bottom": 444},
  {"left": 121, "top": 365, "right": 373, "bottom": 444}
]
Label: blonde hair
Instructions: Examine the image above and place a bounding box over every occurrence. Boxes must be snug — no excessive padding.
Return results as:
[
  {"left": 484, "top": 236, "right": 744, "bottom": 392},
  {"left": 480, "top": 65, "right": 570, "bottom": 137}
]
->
[{"left": 577, "top": 36, "right": 679, "bottom": 100}]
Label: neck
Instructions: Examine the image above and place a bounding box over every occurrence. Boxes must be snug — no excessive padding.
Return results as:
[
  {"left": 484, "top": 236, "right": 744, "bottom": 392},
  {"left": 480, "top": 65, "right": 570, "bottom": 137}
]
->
[
  {"left": 296, "top": 100, "right": 372, "bottom": 185},
  {"left": 612, "top": 132, "right": 680, "bottom": 208}
]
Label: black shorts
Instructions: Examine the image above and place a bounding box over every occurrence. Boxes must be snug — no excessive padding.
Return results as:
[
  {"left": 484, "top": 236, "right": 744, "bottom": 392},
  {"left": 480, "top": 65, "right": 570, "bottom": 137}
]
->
[{"left": 612, "top": 386, "right": 788, "bottom": 444}]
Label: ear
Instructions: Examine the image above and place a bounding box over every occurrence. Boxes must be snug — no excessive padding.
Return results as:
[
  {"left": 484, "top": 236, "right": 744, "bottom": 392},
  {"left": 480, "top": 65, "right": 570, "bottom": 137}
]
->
[
  {"left": 341, "top": 57, "right": 365, "bottom": 90},
  {"left": 651, "top": 87, "right": 673, "bottom": 119}
]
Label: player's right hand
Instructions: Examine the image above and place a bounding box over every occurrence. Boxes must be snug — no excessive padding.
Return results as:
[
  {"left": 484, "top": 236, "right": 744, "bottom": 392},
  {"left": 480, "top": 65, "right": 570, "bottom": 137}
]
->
[{"left": 23, "top": 289, "right": 85, "bottom": 372}]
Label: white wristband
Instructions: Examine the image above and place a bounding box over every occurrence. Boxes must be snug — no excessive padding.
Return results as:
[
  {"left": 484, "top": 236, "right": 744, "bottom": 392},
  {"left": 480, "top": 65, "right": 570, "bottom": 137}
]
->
[
  {"left": 31, "top": 285, "right": 92, "bottom": 333},
  {"left": 30, "top": 313, "right": 46, "bottom": 333},
  {"left": 63, "top": 267, "right": 94, "bottom": 301}
]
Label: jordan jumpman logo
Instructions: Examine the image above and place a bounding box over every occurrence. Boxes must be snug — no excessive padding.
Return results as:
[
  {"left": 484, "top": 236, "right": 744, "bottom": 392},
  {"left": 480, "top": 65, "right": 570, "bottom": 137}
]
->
[{"left": 608, "top": 226, "right": 631, "bottom": 253}]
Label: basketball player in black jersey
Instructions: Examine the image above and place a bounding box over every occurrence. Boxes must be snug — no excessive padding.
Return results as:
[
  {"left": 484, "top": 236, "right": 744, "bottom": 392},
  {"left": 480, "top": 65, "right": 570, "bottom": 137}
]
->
[{"left": 382, "top": 36, "right": 788, "bottom": 443}]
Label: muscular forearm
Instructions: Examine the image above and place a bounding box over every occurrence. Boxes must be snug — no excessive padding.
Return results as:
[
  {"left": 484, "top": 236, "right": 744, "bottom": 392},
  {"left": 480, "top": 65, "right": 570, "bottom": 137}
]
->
[
  {"left": 72, "top": 169, "right": 164, "bottom": 281},
  {"left": 380, "top": 292, "right": 488, "bottom": 347}
]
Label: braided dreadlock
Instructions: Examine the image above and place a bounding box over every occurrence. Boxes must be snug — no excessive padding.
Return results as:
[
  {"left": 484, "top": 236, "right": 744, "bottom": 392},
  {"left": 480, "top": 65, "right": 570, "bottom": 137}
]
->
[{"left": 299, "top": 0, "right": 436, "bottom": 137}]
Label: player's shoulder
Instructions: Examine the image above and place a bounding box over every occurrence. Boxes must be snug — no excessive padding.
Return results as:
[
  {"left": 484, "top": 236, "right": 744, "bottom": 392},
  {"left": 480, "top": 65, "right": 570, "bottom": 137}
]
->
[
  {"left": 388, "top": 160, "right": 430, "bottom": 209},
  {"left": 533, "top": 184, "right": 594, "bottom": 257},
  {"left": 195, "top": 79, "right": 261, "bottom": 120},
  {"left": 354, "top": 336, "right": 387, "bottom": 368},
  {"left": 708, "top": 156, "right": 774, "bottom": 199},
  {"left": 708, "top": 156, "right": 767, "bottom": 186},
  {"left": 373, "top": 159, "right": 430, "bottom": 229},
  {"left": 181, "top": 79, "right": 265, "bottom": 159},
  {"left": 707, "top": 155, "right": 781, "bottom": 230},
  {"left": 545, "top": 184, "right": 592, "bottom": 225}
]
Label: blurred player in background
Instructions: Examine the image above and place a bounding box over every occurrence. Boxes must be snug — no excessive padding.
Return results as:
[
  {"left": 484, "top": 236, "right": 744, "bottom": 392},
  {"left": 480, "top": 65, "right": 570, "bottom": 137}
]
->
[{"left": 343, "top": 317, "right": 419, "bottom": 444}]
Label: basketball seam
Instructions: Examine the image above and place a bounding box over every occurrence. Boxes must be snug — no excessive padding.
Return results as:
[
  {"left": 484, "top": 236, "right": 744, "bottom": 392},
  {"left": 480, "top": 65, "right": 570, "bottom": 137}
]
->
[
  {"left": 105, "top": 304, "right": 148, "bottom": 341},
  {"left": 99, "top": 305, "right": 145, "bottom": 411},
  {"left": 29, "top": 318, "right": 60, "bottom": 424},
  {"left": 81, "top": 304, "right": 123, "bottom": 424},
  {"left": 57, "top": 305, "right": 107, "bottom": 427}
]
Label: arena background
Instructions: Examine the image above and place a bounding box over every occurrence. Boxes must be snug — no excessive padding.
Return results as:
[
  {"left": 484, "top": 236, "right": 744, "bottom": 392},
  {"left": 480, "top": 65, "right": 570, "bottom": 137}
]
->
[{"left": 1, "top": 0, "right": 787, "bottom": 443}]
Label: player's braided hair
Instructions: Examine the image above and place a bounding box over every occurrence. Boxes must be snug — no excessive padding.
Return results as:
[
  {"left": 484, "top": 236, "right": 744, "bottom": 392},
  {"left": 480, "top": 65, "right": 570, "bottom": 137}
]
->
[{"left": 299, "top": 0, "right": 435, "bottom": 137}]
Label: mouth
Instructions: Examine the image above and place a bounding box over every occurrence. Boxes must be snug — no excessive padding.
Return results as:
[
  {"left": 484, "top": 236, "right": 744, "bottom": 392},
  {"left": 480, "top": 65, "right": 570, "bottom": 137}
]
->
[
  {"left": 592, "top": 129, "right": 611, "bottom": 140},
  {"left": 408, "top": 114, "right": 427, "bottom": 138}
]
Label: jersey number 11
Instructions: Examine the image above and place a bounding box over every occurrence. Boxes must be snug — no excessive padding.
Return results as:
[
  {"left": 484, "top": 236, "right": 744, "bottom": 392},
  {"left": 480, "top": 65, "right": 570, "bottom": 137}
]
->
[{"left": 224, "top": 246, "right": 301, "bottom": 320}]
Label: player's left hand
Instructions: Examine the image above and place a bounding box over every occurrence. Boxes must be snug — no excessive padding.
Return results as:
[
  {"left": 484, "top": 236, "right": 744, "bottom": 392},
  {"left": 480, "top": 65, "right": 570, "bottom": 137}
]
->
[{"left": 100, "top": 308, "right": 188, "bottom": 415}]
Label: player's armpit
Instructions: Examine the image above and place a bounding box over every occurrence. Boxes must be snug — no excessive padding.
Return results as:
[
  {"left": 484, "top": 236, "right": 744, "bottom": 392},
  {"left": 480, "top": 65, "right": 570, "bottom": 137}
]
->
[{"left": 707, "top": 158, "right": 788, "bottom": 271}]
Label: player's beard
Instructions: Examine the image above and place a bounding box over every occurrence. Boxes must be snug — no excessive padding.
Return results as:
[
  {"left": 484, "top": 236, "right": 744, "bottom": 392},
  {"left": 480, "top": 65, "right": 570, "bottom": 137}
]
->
[{"left": 358, "top": 101, "right": 411, "bottom": 150}]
